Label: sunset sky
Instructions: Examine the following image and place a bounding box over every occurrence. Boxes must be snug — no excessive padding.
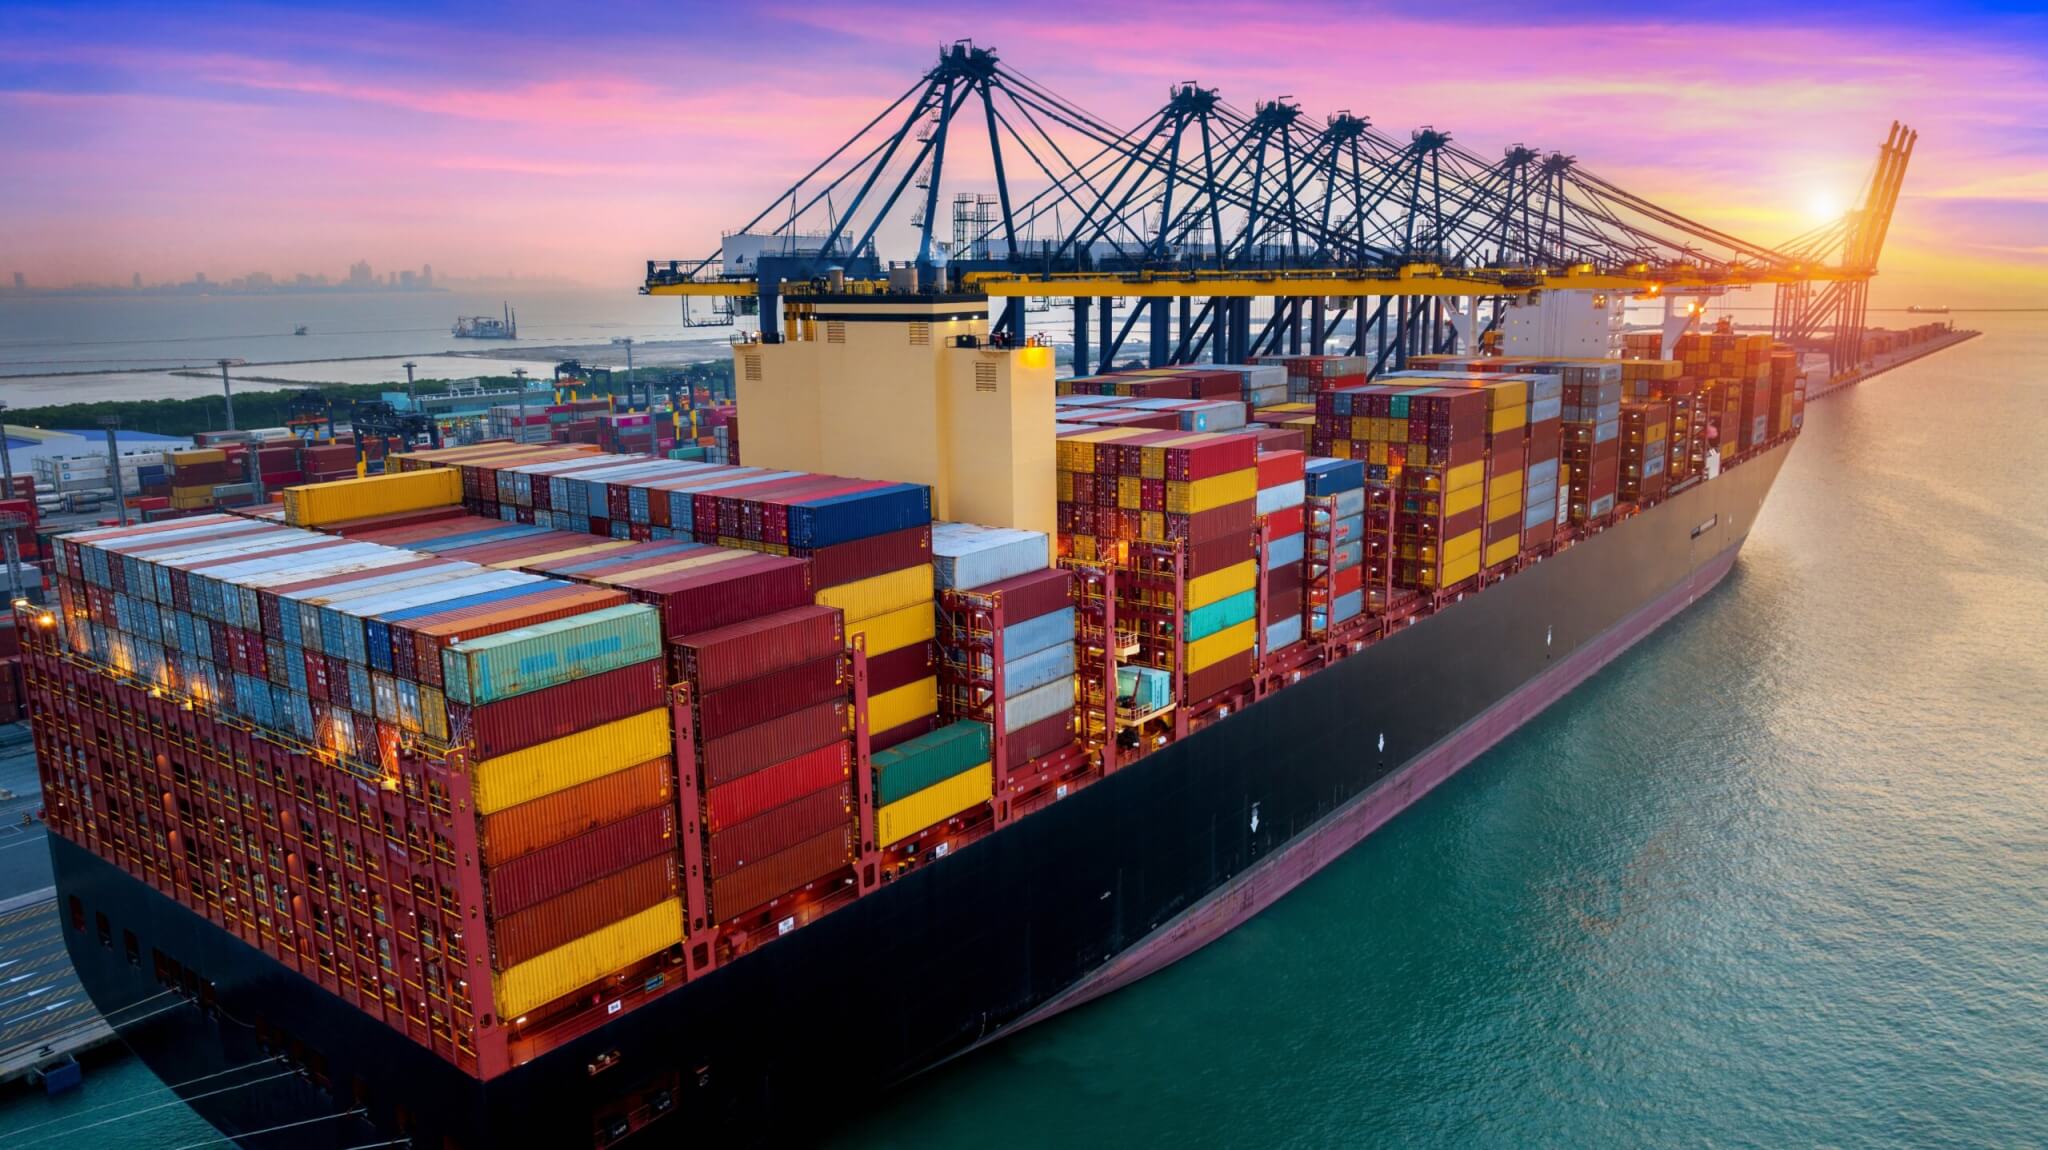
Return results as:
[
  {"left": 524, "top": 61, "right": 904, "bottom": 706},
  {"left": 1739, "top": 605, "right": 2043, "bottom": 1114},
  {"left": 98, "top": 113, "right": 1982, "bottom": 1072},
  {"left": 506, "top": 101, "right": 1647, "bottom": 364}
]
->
[{"left": 3, "top": 0, "right": 2044, "bottom": 307}]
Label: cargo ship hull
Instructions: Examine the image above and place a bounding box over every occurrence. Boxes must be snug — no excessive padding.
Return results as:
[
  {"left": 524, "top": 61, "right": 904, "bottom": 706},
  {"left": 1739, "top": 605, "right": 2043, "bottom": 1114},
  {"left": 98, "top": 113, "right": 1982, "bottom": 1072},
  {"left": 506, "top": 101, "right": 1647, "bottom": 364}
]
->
[{"left": 49, "top": 441, "right": 1789, "bottom": 1148}]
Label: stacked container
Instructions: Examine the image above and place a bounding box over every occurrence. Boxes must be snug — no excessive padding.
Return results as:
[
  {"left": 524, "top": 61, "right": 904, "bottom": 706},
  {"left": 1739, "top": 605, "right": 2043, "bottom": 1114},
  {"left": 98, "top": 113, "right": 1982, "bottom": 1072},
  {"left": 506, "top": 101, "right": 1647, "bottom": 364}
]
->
[
  {"left": 44, "top": 513, "right": 689, "bottom": 1053},
  {"left": 1054, "top": 428, "right": 1260, "bottom": 705},
  {"left": 1560, "top": 369, "right": 1622, "bottom": 525},
  {"left": 1256, "top": 450, "right": 1307, "bottom": 656},
  {"left": 673, "top": 606, "right": 856, "bottom": 927},
  {"left": 1303, "top": 458, "right": 1368, "bottom": 628},
  {"left": 1619, "top": 401, "right": 1671, "bottom": 505}
]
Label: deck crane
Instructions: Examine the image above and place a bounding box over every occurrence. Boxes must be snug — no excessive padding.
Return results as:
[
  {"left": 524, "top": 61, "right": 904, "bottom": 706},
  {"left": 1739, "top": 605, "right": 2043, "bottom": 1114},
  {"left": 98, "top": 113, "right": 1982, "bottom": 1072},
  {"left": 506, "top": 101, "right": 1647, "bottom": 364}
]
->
[{"left": 646, "top": 41, "right": 1909, "bottom": 376}]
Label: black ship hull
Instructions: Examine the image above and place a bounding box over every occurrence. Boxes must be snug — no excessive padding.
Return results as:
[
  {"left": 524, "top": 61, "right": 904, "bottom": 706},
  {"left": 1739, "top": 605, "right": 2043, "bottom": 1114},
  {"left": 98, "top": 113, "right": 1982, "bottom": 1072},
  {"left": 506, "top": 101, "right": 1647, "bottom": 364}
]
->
[{"left": 50, "top": 443, "right": 1790, "bottom": 1148}]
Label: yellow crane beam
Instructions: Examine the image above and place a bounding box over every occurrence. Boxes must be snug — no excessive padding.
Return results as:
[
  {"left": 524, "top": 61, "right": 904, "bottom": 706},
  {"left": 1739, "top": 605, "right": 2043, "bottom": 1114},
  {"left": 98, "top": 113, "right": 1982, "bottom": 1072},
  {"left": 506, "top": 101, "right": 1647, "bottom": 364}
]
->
[{"left": 642, "top": 261, "right": 1872, "bottom": 300}]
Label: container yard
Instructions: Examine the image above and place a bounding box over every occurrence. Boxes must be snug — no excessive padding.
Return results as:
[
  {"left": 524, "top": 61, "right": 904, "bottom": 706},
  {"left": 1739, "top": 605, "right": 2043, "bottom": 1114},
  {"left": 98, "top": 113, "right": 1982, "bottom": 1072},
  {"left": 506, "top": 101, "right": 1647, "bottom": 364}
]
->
[{"left": 4, "top": 39, "right": 1978, "bottom": 1150}]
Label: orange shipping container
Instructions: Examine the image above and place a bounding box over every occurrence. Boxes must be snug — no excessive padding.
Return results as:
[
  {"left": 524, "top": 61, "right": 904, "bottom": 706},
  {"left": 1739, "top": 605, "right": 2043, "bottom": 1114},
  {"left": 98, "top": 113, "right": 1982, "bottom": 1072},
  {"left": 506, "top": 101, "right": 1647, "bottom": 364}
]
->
[{"left": 478, "top": 757, "right": 674, "bottom": 866}]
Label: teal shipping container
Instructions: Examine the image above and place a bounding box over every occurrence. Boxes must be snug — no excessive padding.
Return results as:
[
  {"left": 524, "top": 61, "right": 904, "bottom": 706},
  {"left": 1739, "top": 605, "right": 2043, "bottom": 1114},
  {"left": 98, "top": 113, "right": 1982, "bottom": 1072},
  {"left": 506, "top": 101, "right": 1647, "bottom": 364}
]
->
[
  {"left": 441, "top": 603, "right": 663, "bottom": 705},
  {"left": 873, "top": 721, "right": 992, "bottom": 806},
  {"left": 1184, "top": 589, "right": 1257, "bottom": 642}
]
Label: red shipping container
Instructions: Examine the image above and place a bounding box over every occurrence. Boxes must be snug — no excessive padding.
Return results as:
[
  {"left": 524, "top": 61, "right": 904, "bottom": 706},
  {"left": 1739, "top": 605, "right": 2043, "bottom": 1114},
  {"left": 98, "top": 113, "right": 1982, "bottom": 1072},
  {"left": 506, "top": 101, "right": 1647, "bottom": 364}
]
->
[
  {"left": 695, "top": 654, "right": 845, "bottom": 742},
  {"left": 1256, "top": 449, "right": 1306, "bottom": 488},
  {"left": 1004, "top": 711, "right": 1074, "bottom": 772},
  {"left": 979, "top": 568, "right": 1072, "bottom": 624},
  {"left": 1187, "top": 530, "right": 1256, "bottom": 577},
  {"left": 479, "top": 757, "right": 675, "bottom": 866},
  {"left": 485, "top": 804, "right": 675, "bottom": 918},
  {"left": 708, "top": 825, "right": 854, "bottom": 923},
  {"left": 866, "top": 642, "right": 935, "bottom": 697},
  {"left": 1262, "top": 585, "right": 1304, "bottom": 623},
  {"left": 1332, "top": 564, "right": 1364, "bottom": 598},
  {"left": 622, "top": 554, "right": 813, "bottom": 638},
  {"left": 701, "top": 700, "right": 848, "bottom": 787},
  {"left": 450, "top": 659, "right": 667, "bottom": 760},
  {"left": 1184, "top": 650, "right": 1253, "bottom": 706},
  {"left": 1263, "top": 504, "right": 1305, "bottom": 538},
  {"left": 705, "top": 741, "right": 853, "bottom": 831},
  {"left": 488, "top": 855, "right": 680, "bottom": 971},
  {"left": 707, "top": 782, "right": 853, "bottom": 878},
  {"left": 672, "top": 605, "right": 843, "bottom": 693},
  {"left": 871, "top": 713, "right": 939, "bottom": 754}
]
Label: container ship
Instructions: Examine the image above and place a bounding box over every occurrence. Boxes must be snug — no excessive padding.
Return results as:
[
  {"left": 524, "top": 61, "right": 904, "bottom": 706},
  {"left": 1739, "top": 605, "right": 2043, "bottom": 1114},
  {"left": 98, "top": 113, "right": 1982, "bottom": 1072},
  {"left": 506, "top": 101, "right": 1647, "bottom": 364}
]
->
[{"left": 23, "top": 299, "right": 1805, "bottom": 1148}]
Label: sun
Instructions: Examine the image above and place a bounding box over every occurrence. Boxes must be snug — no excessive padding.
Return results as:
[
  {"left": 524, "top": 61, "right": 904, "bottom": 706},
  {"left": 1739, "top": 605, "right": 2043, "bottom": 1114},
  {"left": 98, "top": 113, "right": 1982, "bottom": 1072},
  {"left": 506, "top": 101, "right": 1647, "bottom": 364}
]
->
[{"left": 1805, "top": 190, "right": 1843, "bottom": 224}]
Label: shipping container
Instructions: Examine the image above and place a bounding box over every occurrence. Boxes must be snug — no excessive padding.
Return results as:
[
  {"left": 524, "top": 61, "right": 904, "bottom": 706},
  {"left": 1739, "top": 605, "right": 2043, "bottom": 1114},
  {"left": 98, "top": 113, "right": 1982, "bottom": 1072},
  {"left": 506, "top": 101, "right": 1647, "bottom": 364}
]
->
[
  {"left": 671, "top": 604, "right": 844, "bottom": 693},
  {"left": 695, "top": 654, "right": 845, "bottom": 741},
  {"left": 707, "top": 783, "right": 854, "bottom": 877},
  {"left": 707, "top": 825, "right": 855, "bottom": 922},
  {"left": 486, "top": 804, "right": 675, "bottom": 917},
  {"left": 877, "top": 762, "right": 993, "bottom": 846},
  {"left": 450, "top": 659, "right": 667, "bottom": 760},
  {"left": 281, "top": 468, "right": 461, "bottom": 527},
  {"left": 442, "top": 603, "right": 663, "bottom": 705},
  {"left": 874, "top": 721, "right": 993, "bottom": 806},
  {"left": 705, "top": 741, "right": 853, "bottom": 831},
  {"left": 471, "top": 709, "right": 673, "bottom": 814},
  {"left": 931, "top": 523, "right": 1051, "bottom": 590},
  {"left": 492, "top": 899, "right": 683, "bottom": 1020},
  {"left": 489, "top": 856, "right": 681, "bottom": 971},
  {"left": 701, "top": 700, "right": 849, "bottom": 787},
  {"left": 479, "top": 757, "right": 674, "bottom": 866}
]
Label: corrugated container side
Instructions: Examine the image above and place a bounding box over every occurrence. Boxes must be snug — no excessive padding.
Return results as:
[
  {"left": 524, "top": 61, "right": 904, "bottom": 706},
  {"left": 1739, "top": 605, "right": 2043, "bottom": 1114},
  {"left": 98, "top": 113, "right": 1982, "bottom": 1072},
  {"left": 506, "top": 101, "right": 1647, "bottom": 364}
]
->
[
  {"left": 478, "top": 757, "right": 673, "bottom": 866},
  {"left": 876, "top": 762, "right": 993, "bottom": 846},
  {"left": 1004, "top": 711, "right": 1075, "bottom": 770},
  {"left": 844, "top": 601, "right": 936, "bottom": 657},
  {"left": 442, "top": 603, "right": 663, "bottom": 705},
  {"left": 705, "top": 741, "right": 853, "bottom": 831},
  {"left": 807, "top": 524, "right": 932, "bottom": 590},
  {"left": 1004, "top": 676, "right": 1075, "bottom": 730},
  {"left": 492, "top": 899, "right": 684, "bottom": 1020},
  {"left": 869, "top": 675, "right": 938, "bottom": 733},
  {"left": 706, "top": 826, "right": 855, "bottom": 923},
  {"left": 871, "top": 714, "right": 941, "bottom": 755},
  {"left": 695, "top": 654, "right": 845, "bottom": 741},
  {"left": 452, "top": 659, "right": 667, "bottom": 760},
  {"left": 471, "top": 709, "right": 673, "bottom": 815},
  {"left": 701, "top": 701, "right": 849, "bottom": 787},
  {"left": 485, "top": 804, "right": 675, "bottom": 918},
  {"left": 672, "top": 605, "right": 843, "bottom": 693},
  {"left": 706, "top": 783, "right": 854, "bottom": 878},
  {"left": 980, "top": 567, "right": 1071, "bottom": 624},
  {"left": 874, "top": 721, "right": 992, "bottom": 805},
  {"left": 489, "top": 856, "right": 680, "bottom": 971}
]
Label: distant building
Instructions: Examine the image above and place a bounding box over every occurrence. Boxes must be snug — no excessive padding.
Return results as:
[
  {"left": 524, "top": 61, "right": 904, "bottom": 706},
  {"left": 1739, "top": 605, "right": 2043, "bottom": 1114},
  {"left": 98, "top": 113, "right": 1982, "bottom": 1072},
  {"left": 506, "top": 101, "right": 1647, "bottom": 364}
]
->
[
  {"left": 422, "top": 264, "right": 434, "bottom": 289},
  {"left": 132, "top": 273, "right": 142, "bottom": 289},
  {"left": 399, "top": 269, "right": 416, "bottom": 289},
  {"left": 348, "top": 260, "right": 372, "bottom": 286},
  {"left": 11, "top": 272, "right": 22, "bottom": 291},
  {"left": 245, "top": 271, "right": 274, "bottom": 290},
  {"left": 195, "top": 272, "right": 209, "bottom": 286}
]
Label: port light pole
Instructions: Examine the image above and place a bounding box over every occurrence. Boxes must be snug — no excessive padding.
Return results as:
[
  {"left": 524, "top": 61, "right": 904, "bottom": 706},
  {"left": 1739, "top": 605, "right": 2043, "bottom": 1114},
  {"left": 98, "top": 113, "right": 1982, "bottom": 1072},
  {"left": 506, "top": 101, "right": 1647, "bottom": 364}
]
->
[
  {"left": 98, "top": 415, "right": 129, "bottom": 527},
  {"left": 217, "top": 359, "right": 237, "bottom": 430},
  {"left": 403, "top": 361, "right": 419, "bottom": 410},
  {"left": 0, "top": 400, "right": 14, "bottom": 499}
]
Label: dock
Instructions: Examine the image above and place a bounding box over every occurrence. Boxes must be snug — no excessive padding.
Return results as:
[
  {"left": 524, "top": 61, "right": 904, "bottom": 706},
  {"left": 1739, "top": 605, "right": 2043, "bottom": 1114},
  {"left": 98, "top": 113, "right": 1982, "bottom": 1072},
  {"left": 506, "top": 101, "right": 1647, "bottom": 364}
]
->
[
  {"left": 1807, "top": 328, "right": 1980, "bottom": 400},
  {"left": 0, "top": 723, "right": 120, "bottom": 1089}
]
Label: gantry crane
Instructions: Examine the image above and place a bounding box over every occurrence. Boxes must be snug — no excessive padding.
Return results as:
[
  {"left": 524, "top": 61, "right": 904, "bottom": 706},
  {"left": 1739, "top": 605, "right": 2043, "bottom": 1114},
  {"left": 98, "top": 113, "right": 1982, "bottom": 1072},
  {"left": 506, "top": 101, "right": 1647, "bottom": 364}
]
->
[{"left": 644, "top": 41, "right": 1909, "bottom": 374}]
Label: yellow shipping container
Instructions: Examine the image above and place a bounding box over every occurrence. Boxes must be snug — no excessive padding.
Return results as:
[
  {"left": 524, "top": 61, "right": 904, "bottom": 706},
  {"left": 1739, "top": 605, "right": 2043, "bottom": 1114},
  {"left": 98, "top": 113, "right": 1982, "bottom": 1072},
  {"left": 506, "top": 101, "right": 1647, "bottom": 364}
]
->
[
  {"left": 471, "top": 708, "right": 672, "bottom": 815},
  {"left": 492, "top": 899, "right": 684, "bottom": 1019},
  {"left": 1489, "top": 469, "right": 1524, "bottom": 499},
  {"left": 593, "top": 547, "right": 751, "bottom": 586},
  {"left": 491, "top": 539, "right": 635, "bottom": 571},
  {"left": 1165, "top": 469, "right": 1256, "bottom": 514},
  {"left": 1139, "top": 511, "right": 1166, "bottom": 540},
  {"left": 1481, "top": 379, "right": 1529, "bottom": 411},
  {"left": 1056, "top": 471, "right": 1074, "bottom": 503},
  {"left": 1329, "top": 440, "right": 1353, "bottom": 460},
  {"left": 1119, "top": 475, "right": 1143, "bottom": 510},
  {"left": 877, "top": 762, "right": 993, "bottom": 846},
  {"left": 1186, "top": 559, "right": 1256, "bottom": 609},
  {"left": 846, "top": 601, "right": 936, "bottom": 657},
  {"left": 169, "top": 449, "right": 227, "bottom": 468},
  {"left": 1487, "top": 490, "right": 1522, "bottom": 524},
  {"left": 869, "top": 676, "right": 939, "bottom": 735},
  {"left": 1367, "top": 441, "right": 1389, "bottom": 465},
  {"left": 1067, "top": 534, "right": 1098, "bottom": 563},
  {"left": 419, "top": 684, "right": 448, "bottom": 742},
  {"left": 1445, "top": 483, "right": 1484, "bottom": 517},
  {"left": 1186, "top": 618, "right": 1256, "bottom": 673},
  {"left": 1447, "top": 460, "right": 1485, "bottom": 491},
  {"left": 1485, "top": 536, "right": 1520, "bottom": 567},
  {"left": 1489, "top": 405, "right": 1528, "bottom": 435},
  {"left": 1443, "top": 529, "right": 1482, "bottom": 563},
  {"left": 816, "top": 565, "right": 933, "bottom": 624},
  {"left": 1441, "top": 551, "right": 1481, "bottom": 586},
  {"left": 282, "top": 468, "right": 461, "bottom": 528}
]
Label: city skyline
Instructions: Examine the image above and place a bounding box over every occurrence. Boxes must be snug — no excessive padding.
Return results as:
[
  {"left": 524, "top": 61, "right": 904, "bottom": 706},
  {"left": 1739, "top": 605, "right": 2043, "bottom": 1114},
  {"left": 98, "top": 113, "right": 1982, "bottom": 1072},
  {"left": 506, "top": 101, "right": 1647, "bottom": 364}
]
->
[{"left": 3, "top": 1, "right": 2044, "bottom": 306}]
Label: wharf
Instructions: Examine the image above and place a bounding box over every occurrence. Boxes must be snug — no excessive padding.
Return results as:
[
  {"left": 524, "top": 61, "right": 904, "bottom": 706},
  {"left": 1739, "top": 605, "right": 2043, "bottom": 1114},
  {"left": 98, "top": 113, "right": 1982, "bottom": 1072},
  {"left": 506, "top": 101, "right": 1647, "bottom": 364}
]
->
[
  {"left": 1808, "top": 329, "right": 1979, "bottom": 400},
  {"left": 0, "top": 723, "right": 118, "bottom": 1089}
]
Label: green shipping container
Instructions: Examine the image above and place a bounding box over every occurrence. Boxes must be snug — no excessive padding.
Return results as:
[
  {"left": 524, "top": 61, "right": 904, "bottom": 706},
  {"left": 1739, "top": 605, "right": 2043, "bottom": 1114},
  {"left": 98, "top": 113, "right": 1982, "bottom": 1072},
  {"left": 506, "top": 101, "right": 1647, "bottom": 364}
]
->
[
  {"left": 1184, "top": 589, "right": 1257, "bottom": 642},
  {"left": 874, "top": 721, "right": 992, "bottom": 806},
  {"left": 442, "top": 603, "right": 663, "bottom": 705}
]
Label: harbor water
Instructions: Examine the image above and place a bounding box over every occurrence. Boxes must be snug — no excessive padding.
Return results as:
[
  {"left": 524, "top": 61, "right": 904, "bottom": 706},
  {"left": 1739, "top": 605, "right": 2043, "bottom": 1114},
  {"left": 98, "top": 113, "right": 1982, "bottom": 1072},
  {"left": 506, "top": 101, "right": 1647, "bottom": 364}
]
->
[{"left": 0, "top": 317, "right": 2042, "bottom": 1148}]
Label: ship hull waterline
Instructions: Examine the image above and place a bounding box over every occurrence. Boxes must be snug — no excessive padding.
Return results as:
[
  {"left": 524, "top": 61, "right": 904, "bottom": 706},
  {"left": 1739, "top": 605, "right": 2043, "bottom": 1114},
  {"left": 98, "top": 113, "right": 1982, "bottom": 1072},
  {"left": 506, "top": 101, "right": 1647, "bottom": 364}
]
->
[{"left": 47, "top": 441, "right": 1789, "bottom": 1148}]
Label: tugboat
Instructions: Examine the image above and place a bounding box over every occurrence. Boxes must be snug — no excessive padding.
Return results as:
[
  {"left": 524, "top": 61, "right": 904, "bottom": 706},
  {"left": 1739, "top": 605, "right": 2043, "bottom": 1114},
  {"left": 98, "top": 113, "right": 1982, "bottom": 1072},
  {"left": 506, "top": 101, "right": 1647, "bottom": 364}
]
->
[
  {"left": 453, "top": 302, "right": 519, "bottom": 339},
  {"left": 1905, "top": 304, "right": 1950, "bottom": 314}
]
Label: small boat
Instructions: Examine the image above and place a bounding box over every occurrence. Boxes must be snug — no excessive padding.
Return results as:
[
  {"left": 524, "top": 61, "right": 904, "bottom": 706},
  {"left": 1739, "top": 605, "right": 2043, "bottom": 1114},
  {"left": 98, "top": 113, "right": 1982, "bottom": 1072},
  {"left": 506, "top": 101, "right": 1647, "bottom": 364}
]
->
[
  {"left": 294, "top": 324, "right": 309, "bottom": 336},
  {"left": 453, "top": 303, "right": 519, "bottom": 339},
  {"left": 1905, "top": 305, "right": 1949, "bottom": 314}
]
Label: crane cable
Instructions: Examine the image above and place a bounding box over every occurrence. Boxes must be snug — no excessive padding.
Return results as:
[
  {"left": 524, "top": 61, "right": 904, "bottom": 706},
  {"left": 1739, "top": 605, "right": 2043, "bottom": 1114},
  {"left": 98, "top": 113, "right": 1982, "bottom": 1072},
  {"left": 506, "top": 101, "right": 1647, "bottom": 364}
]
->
[
  {"left": 1, "top": 1055, "right": 286, "bottom": 1136},
  {"left": 9, "top": 1068, "right": 305, "bottom": 1148},
  {"left": 165, "top": 1107, "right": 369, "bottom": 1149}
]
